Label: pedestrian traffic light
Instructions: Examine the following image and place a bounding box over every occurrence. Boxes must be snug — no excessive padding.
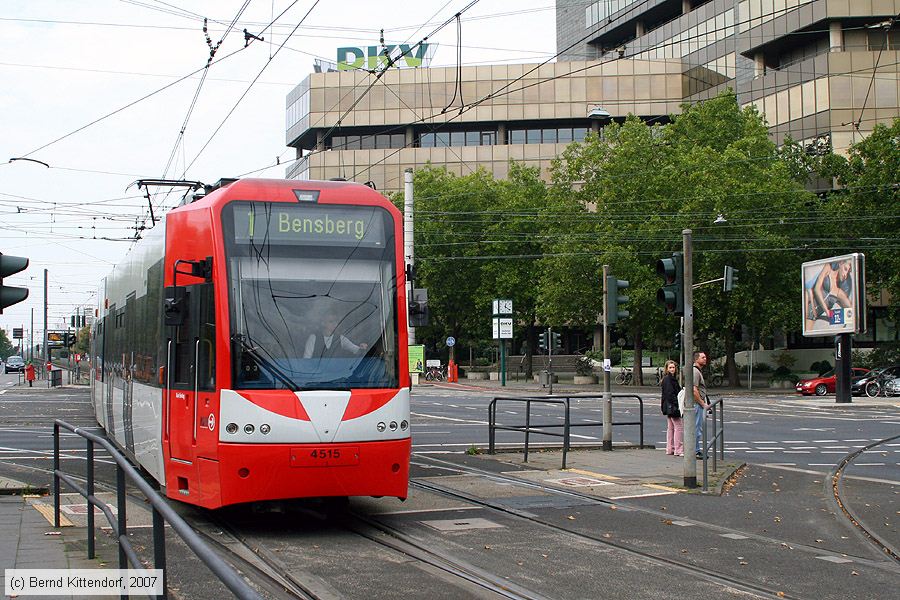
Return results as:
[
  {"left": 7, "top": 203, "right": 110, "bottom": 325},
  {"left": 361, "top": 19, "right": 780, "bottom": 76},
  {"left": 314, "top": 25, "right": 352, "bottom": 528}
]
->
[
  {"left": 0, "top": 253, "right": 29, "bottom": 314},
  {"left": 551, "top": 331, "right": 562, "bottom": 352},
  {"left": 538, "top": 330, "right": 549, "bottom": 353},
  {"left": 65, "top": 333, "right": 76, "bottom": 346},
  {"left": 656, "top": 252, "right": 684, "bottom": 316},
  {"left": 674, "top": 330, "right": 681, "bottom": 350},
  {"left": 723, "top": 265, "right": 738, "bottom": 292},
  {"left": 605, "top": 275, "right": 630, "bottom": 324}
]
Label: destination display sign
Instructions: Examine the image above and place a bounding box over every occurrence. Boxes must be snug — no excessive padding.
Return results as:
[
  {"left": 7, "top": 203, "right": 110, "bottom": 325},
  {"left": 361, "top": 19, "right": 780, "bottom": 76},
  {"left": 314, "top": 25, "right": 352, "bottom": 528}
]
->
[{"left": 230, "top": 202, "right": 386, "bottom": 247}]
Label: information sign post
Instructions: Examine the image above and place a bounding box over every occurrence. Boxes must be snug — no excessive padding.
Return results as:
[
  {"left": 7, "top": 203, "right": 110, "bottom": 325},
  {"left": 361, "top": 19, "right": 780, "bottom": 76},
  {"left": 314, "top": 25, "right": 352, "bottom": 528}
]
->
[{"left": 492, "top": 299, "right": 513, "bottom": 386}]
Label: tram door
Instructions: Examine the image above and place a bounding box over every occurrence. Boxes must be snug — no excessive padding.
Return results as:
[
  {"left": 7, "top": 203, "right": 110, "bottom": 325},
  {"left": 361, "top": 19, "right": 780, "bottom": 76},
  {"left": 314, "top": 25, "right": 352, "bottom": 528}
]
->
[{"left": 167, "top": 283, "right": 215, "bottom": 462}]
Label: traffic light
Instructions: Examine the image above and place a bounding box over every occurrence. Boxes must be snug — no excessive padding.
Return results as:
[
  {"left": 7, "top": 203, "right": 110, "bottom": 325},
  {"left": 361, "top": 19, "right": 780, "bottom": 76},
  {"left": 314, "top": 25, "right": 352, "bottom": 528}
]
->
[
  {"left": 605, "top": 275, "right": 630, "bottom": 324},
  {"left": 65, "top": 333, "right": 76, "bottom": 347},
  {"left": 656, "top": 252, "right": 684, "bottom": 316},
  {"left": 551, "top": 331, "right": 562, "bottom": 352},
  {"left": 723, "top": 265, "right": 738, "bottom": 292},
  {"left": 0, "top": 253, "right": 29, "bottom": 314},
  {"left": 538, "top": 330, "right": 549, "bottom": 353}
]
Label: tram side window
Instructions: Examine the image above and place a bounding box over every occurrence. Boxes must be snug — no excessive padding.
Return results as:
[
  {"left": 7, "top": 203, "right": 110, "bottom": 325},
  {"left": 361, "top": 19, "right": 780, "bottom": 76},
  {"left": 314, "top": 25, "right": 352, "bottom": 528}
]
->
[
  {"left": 171, "top": 283, "right": 215, "bottom": 390},
  {"left": 172, "top": 290, "right": 194, "bottom": 388},
  {"left": 196, "top": 283, "right": 215, "bottom": 391}
]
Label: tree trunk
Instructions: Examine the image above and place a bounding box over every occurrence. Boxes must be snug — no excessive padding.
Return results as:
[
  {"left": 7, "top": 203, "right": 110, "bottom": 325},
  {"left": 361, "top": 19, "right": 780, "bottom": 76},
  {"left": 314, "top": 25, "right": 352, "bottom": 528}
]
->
[
  {"left": 725, "top": 325, "right": 740, "bottom": 387},
  {"left": 632, "top": 325, "right": 644, "bottom": 386},
  {"left": 593, "top": 324, "right": 603, "bottom": 352},
  {"left": 525, "top": 323, "right": 536, "bottom": 380}
]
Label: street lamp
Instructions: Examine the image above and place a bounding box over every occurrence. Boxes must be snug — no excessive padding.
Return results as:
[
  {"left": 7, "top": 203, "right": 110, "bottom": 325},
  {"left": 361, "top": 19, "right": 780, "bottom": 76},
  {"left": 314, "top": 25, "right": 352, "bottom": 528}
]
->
[{"left": 588, "top": 106, "right": 611, "bottom": 119}]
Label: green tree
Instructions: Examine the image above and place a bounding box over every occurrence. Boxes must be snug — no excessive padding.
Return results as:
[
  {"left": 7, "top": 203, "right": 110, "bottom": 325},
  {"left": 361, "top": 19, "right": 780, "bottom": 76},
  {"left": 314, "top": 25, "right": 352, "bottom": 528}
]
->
[
  {"left": 821, "top": 118, "right": 900, "bottom": 316},
  {"left": 548, "top": 91, "right": 814, "bottom": 384},
  {"left": 477, "top": 162, "right": 548, "bottom": 377},
  {"left": 664, "top": 93, "right": 814, "bottom": 384},
  {"left": 401, "top": 166, "right": 497, "bottom": 362},
  {"left": 0, "top": 329, "right": 15, "bottom": 359}
]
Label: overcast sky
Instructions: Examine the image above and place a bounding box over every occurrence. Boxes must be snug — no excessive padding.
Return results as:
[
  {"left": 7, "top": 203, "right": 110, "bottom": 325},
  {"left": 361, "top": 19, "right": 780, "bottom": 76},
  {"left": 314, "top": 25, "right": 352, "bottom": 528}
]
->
[{"left": 0, "top": 0, "right": 554, "bottom": 344}]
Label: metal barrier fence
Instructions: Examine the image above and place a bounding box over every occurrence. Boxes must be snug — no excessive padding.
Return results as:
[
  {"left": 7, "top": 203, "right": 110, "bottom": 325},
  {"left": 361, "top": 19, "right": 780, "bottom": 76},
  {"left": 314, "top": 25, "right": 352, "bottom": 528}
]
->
[
  {"left": 700, "top": 394, "right": 726, "bottom": 492},
  {"left": 53, "top": 419, "right": 262, "bottom": 600},
  {"left": 488, "top": 394, "right": 645, "bottom": 469}
]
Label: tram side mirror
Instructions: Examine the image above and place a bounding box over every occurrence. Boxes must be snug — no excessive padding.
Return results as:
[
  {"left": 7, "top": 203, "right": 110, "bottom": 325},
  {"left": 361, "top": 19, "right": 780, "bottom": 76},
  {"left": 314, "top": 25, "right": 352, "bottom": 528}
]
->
[
  {"left": 164, "top": 286, "right": 187, "bottom": 327},
  {"left": 409, "top": 288, "right": 429, "bottom": 327},
  {"left": 191, "top": 256, "right": 213, "bottom": 281}
]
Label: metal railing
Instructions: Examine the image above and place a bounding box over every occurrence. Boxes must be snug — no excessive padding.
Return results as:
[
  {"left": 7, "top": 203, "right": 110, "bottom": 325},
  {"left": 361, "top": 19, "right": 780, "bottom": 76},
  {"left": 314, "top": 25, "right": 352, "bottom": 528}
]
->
[
  {"left": 53, "top": 419, "right": 262, "bottom": 600},
  {"left": 700, "top": 394, "right": 726, "bottom": 492},
  {"left": 488, "top": 394, "right": 645, "bottom": 469}
]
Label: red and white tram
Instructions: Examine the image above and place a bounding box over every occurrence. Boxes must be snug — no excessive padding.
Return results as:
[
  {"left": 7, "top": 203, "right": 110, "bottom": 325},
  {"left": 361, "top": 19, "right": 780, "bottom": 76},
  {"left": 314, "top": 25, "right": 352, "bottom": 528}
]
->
[{"left": 91, "top": 178, "right": 411, "bottom": 509}]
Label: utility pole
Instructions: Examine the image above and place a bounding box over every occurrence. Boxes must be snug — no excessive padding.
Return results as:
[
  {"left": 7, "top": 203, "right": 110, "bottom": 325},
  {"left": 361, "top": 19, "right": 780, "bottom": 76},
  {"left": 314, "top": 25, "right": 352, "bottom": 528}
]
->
[
  {"left": 30, "top": 307, "right": 34, "bottom": 363},
  {"left": 404, "top": 168, "right": 415, "bottom": 345},
  {"left": 43, "top": 269, "right": 48, "bottom": 373},
  {"left": 682, "top": 230, "right": 697, "bottom": 488},
  {"left": 602, "top": 265, "right": 612, "bottom": 451}
]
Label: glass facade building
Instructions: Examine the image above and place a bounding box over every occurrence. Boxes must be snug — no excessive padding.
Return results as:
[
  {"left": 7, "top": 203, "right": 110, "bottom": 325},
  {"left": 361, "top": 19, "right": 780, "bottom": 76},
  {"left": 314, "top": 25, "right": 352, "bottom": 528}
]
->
[{"left": 556, "top": 0, "right": 900, "bottom": 153}]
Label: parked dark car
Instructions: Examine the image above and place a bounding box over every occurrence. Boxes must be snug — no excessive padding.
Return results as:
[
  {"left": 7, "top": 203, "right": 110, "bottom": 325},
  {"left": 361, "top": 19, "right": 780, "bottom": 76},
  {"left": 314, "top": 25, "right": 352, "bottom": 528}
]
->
[
  {"left": 795, "top": 367, "right": 869, "bottom": 396},
  {"left": 4, "top": 355, "right": 26, "bottom": 374},
  {"left": 851, "top": 365, "right": 900, "bottom": 396}
]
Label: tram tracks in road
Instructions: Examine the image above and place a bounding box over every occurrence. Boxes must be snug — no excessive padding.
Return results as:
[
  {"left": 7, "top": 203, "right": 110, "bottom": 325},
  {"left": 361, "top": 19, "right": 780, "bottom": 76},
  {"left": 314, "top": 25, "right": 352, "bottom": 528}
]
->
[
  {"left": 196, "top": 502, "right": 551, "bottom": 600},
  {"left": 409, "top": 453, "right": 900, "bottom": 599},
  {"left": 829, "top": 433, "right": 900, "bottom": 563}
]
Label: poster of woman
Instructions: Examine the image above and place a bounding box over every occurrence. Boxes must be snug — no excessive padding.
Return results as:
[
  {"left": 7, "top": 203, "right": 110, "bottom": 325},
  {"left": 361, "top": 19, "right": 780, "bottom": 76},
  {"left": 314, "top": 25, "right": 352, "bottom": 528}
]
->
[{"left": 801, "top": 253, "right": 866, "bottom": 337}]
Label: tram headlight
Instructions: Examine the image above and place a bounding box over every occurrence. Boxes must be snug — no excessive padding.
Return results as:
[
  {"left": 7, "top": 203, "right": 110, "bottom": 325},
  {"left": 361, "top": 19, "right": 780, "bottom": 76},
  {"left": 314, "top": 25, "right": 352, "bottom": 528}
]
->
[
  {"left": 226, "top": 423, "right": 238, "bottom": 434},
  {"left": 377, "top": 422, "right": 386, "bottom": 432},
  {"left": 244, "top": 424, "right": 255, "bottom": 434},
  {"left": 400, "top": 420, "right": 408, "bottom": 431},
  {"left": 259, "top": 424, "right": 271, "bottom": 435},
  {"left": 389, "top": 421, "right": 398, "bottom": 431}
]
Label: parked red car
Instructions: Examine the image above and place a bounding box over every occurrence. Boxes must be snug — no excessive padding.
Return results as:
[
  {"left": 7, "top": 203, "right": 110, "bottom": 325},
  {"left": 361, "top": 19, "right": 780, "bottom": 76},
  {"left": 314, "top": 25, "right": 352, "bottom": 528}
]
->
[{"left": 795, "top": 368, "right": 870, "bottom": 396}]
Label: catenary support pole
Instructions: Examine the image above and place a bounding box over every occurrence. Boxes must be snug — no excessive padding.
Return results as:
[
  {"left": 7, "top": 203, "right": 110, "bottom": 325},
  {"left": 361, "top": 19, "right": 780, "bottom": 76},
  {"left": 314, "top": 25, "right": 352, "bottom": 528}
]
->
[
  {"left": 43, "top": 269, "right": 48, "bottom": 372},
  {"left": 404, "top": 168, "right": 415, "bottom": 346},
  {"left": 682, "top": 230, "right": 697, "bottom": 488},
  {"left": 602, "top": 265, "right": 612, "bottom": 451}
]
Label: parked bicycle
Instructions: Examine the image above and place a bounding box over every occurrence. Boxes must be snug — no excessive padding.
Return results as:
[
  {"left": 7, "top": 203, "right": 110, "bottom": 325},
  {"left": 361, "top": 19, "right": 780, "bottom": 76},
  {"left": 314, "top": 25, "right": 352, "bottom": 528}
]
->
[
  {"left": 704, "top": 366, "right": 724, "bottom": 388},
  {"left": 865, "top": 372, "right": 891, "bottom": 397},
  {"left": 615, "top": 366, "right": 633, "bottom": 385},
  {"left": 655, "top": 366, "right": 664, "bottom": 386},
  {"left": 424, "top": 365, "right": 444, "bottom": 382}
]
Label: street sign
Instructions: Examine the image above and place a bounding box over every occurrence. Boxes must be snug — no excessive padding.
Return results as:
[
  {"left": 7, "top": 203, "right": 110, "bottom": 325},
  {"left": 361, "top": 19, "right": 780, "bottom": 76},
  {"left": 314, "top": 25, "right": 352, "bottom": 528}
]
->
[
  {"left": 492, "top": 317, "right": 513, "bottom": 339},
  {"left": 446, "top": 336, "right": 456, "bottom": 347},
  {"left": 12, "top": 328, "right": 23, "bottom": 339}
]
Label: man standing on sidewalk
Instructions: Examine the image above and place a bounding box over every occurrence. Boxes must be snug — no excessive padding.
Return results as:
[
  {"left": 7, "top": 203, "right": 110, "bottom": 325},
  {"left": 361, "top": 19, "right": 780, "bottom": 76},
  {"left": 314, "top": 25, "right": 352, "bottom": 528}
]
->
[{"left": 692, "top": 351, "right": 712, "bottom": 458}]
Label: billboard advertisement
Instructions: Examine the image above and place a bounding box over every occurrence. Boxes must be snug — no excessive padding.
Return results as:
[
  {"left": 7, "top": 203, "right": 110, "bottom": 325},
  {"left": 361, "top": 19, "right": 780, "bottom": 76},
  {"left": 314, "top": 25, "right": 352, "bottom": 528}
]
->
[{"left": 801, "top": 253, "right": 866, "bottom": 337}]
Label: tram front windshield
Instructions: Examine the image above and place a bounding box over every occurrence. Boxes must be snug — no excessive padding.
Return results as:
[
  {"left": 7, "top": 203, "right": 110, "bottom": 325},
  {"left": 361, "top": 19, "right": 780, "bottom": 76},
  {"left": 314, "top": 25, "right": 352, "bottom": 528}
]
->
[{"left": 223, "top": 201, "right": 399, "bottom": 390}]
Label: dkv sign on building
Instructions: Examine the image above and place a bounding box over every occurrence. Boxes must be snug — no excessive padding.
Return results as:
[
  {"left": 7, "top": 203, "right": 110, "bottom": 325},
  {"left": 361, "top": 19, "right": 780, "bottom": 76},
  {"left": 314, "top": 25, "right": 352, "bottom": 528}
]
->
[{"left": 336, "top": 43, "right": 436, "bottom": 71}]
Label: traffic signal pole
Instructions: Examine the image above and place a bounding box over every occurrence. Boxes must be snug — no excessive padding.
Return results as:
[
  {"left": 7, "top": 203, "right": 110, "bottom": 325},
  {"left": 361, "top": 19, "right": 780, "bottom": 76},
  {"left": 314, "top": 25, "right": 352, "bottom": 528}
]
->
[
  {"left": 602, "top": 265, "right": 612, "bottom": 451},
  {"left": 682, "top": 230, "right": 697, "bottom": 488}
]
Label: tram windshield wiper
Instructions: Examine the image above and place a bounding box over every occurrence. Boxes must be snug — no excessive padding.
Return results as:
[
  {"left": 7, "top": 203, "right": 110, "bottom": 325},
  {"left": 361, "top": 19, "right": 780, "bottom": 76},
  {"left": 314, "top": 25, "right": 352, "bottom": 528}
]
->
[{"left": 231, "top": 334, "right": 299, "bottom": 391}]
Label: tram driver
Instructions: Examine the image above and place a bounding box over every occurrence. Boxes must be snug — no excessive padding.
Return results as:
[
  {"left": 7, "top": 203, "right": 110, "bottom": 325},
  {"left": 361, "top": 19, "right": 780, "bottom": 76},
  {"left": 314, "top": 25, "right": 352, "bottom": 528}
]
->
[{"left": 303, "top": 310, "right": 369, "bottom": 359}]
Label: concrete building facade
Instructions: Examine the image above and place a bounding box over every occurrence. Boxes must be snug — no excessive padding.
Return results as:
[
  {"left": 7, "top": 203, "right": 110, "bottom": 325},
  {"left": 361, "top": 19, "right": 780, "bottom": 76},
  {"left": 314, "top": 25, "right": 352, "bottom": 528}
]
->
[
  {"left": 286, "top": 1, "right": 900, "bottom": 192},
  {"left": 285, "top": 60, "right": 686, "bottom": 193}
]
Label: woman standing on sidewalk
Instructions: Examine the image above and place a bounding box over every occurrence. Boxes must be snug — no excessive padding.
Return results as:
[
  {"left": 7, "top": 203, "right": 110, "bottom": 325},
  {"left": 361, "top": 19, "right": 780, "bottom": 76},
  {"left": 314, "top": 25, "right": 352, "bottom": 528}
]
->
[{"left": 660, "top": 360, "right": 683, "bottom": 456}]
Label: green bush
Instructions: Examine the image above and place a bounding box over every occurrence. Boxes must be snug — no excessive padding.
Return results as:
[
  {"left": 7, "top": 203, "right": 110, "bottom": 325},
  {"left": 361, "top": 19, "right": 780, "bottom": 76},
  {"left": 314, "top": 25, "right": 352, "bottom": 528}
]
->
[
  {"left": 770, "top": 365, "right": 798, "bottom": 384},
  {"left": 575, "top": 355, "right": 595, "bottom": 376},
  {"left": 752, "top": 362, "right": 772, "bottom": 373},
  {"left": 853, "top": 344, "right": 900, "bottom": 369},
  {"left": 772, "top": 351, "right": 796, "bottom": 370},
  {"left": 810, "top": 360, "right": 832, "bottom": 375}
]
